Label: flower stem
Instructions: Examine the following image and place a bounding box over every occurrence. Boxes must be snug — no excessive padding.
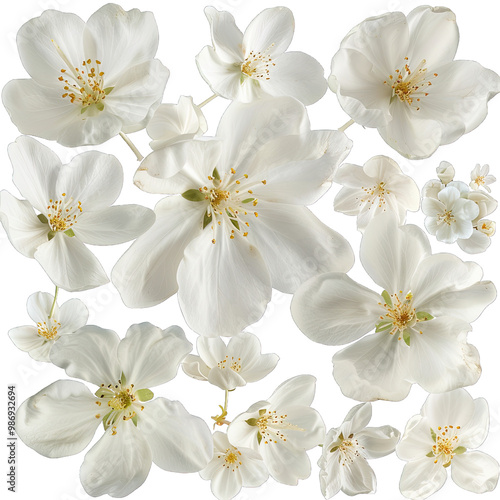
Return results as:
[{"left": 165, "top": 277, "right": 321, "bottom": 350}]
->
[
  {"left": 338, "top": 118, "right": 355, "bottom": 133},
  {"left": 48, "top": 286, "right": 59, "bottom": 319},
  {"left": 211, "top": 390, "right": 231, "bottom": 428},
  {"left": 198, "top": 94, "right": 218, "bottom": 108},
  {"left": 119, "top": 132, "right": 144, "bottom": 161}
]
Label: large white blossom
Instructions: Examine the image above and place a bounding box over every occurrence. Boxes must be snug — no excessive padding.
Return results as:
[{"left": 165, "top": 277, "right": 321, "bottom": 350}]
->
[
  {"left": 9, "top": 291, "right": 88, "bottom": 362},
  {"left": 291, "top": 213, "right": 496, "bottom": 402},
  {"left": 182, "top": 332, "right": 279, "bottom": 390},
  {"left": 16, "top": 322, "right": 213, "bottom": 497},
  {"left": 329, "top": 6, "right": 500, "bottom": 159},
  {"left": 200, "top": 431, "right": 269, "bottom": 500},
  {"left": 113, "top": 97, "right": 353, "bottom": 336},
  {"left": 0, "top": 136, "right": 154, "bottom": 292},
  {"left": 196, "top": 6, "right": 327, "bottom": 105},
  {"left": 2, "top": 3, "right": 169, "bottom": 147},
  {"left": 319, "top": 403, "right": 400, "bottom": 498},
  {"left": 227, "top": 375, "right": 325, "bottom": 485},
  {"left": 397, "top": 389, "right": 499, "bottom": 499},
  {"left": 334, "top": 155, "right": 420, "bottom": 231}
]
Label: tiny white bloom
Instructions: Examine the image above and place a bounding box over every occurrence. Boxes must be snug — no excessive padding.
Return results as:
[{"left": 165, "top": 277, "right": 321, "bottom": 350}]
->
[
  {"left": 470, "top": 164, "right": 496, "bottom": 192},
  {"left": 16, "top": 322, "right": 213, "bottom": 498},
  {"left": 436, "top": 161, "right": 455, "bottom": 185},
  {"left": 200, "top": 431, "right": 269, "bottom": 500},
  {"left": 291, "top": 213, "right": 496, "bottom": 402},
  {"left": 147, "top": 96, "right": 208, "bottom": 151},
  {"left": 422, "top": 185, "right": 479, "bottom": 243},
  {"left": 319, "top": 403, "right": 400, "bottom": 498},
  {"left": 397, "top": 389, "right": 500, "bottom": 499},
  {"left": 227, "top": 375, "right": 325, "bottom": 485},
  {"left": 182, "top": 332, "right": 279, "bottom": 390},
  {"left": 0, "top": 136, "right": 155, "bottom": 292},
  {"left": 329, "top": 6, "right": 500, "bottom": 159},
  {"left": 196, "top": 6, "right": 327, "bottom": 105},
  {"left": 2, "top": 4, "right": 169, "bottom": 146},
  {"left": 113, "top": 97, "right": 353, "bottom": 336},
  {"left": 334, "top": 155, "right": 420, "bottom": 231},
  {"left": 9, "top": 291, "right": 88, "bottom": 362}
]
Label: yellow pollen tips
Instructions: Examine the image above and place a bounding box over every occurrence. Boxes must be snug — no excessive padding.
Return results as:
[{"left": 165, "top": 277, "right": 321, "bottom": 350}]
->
[
  {"left": 46, "top": 195, "right": 82, "bottom": 232},
  {"left": 241, "top": 44, "right": 275, "bottom": 80},
  {"left": 108, "top": 390, "right": 133, "bottom": 410},
  {"left": 437, "top": 209, "right": 456, "bottom": 226},
  {"left": 37, "top": 320, "right": 61, "bottom": 340}
]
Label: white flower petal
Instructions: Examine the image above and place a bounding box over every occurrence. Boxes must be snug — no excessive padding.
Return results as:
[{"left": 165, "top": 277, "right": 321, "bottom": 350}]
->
[
  {"left": 319, "top": 448, "right": 342, "bottom": 498},
  {"left": 16, "top": 380, "right": 100, "bottom": 458},
  {"left": 261, "top": 51, "right": 327, "bottom": 105},
  {"left": 197, "top": 336, "right": 228, "bottom": 368},
  {"left": 204, "top": 7, "right": 244, "bottom": 63},
  {"left": 399, "top": 457, "right": 447, "bottom": 500},
  {"left": 49, "top": 325, "right": 121, "bottom": 386},
  {"left": 396, "top": 415, "right": 434, "bottom": 462},
  {"left": 451, "top": 452, "right": 499, "bottom": 493},
  {"left": 0, "top": 191, "right": 49, "bottom": 258},
  {"left": 242, "top": 7, "right": 294, "bottom": 57},
  {"left": 460, "top": 398, "right": 489, "bottom": 449},
  {"left": 208, "top": 367, "right": 246, "bottom": 390},
  {"left": 360, "top": 213, "right": 430, "bottom": 293},
  {"left": 111, "top": 196, "right": 205, "bottom": 308},
  {"left": 269, "top": 375, "right": 317, "bottom": 408},
  {"left": 58, "top": 298, "right": 88, "bottom": 333},
  {"left": 26, "top": 291, "right": 56, "bottom": 323},
  {"left": 341, "top": 456, "right": 376, "bottom": 495},
  {"left": 182, "top": 354, "right": 210, "bottom": 381},
  {"left": 457, "top": 230, "right": 492, "bottom": 254},
  {"left": 356, "top": 425, "right": 400, "bottom": 459},
  {"left": 34, "top": 234, "right": 109, "bottom": 292},
  {"left": 177, "top": 229, "right": 272, "bottom": 337},
  {"left": 333, "top": 332, "right": 412, "bottom": 402},
  {"left": 238, "top": 453, "right": 269, "bottom": 487},
  {"left": 421, "top": 196, "right": 445, "bottom": 217},
  {"left": 209, "top": 467, "right": 242, "bottom": 500},
  {"left": 227, "top": 411, "right": 263, "bottom": 450},
  {"left": 8, "top": 326, "right": 45, "bottom": 354},
  {"left": 247, "top": 203, "right": 354, "bottom": 294},
  {"left": 140, "top": 398, "right": 212, "bottom": 472},
  {"left": 291, "top": 272, "right": 382, "bottom": 346},
  {"left": 341, "top": 402, "right": 372, "bottom": 436},
  {"left": 74, "top": 205, "right": 155, "bottom": 245},
  {"left": 80, "top": 422, "right": 152, "bottom": 498},
  {"left": 118, "top": 323, "right": 192, "bottom": 389},
  {"left": 260, "top": 443, "right": 310, "bottom": 485}
]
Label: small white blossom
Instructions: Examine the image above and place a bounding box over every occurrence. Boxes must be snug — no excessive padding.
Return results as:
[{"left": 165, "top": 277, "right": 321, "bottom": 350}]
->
[
  {"left": 436, "top": 161, "right": 455, "bottom": 185},
  {"left": 470, "top": 164, "right": 496, "bottom": 192}
]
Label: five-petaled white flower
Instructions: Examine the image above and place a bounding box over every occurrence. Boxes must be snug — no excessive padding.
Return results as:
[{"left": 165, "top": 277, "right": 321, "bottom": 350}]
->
[
  {"left": 227, "top": 375, "right": 325, "bottom": 486},
  {"left": 422, "top": 185, "right": 479, "bottom": 243},
  {"left": 334, "top": 155, "right": 420, "bottom": 231},
  {"left": 291, "top": 213, "right": 496, "bottom": 402},
  {"left": 200, "top": 431, "right": 269, "bottom": 500},
  {"left": 319, "top": 403, "right": 400, "bottom": 498},
  {"left": 9, "top": 291, "right": 88, "bottom": 362},
  {"left": 470, "top": 164, "right": 496, "bottom": 192},
  {"left": 16, "top": 322, "right": 213, "bottom": 498},
  {"left": 329, "top": 6, "right": 500, "bottom": 159},
  {"left": 147, "top": 96, "right": 208, "bottom": 151},
  {"left": 196, "top": 6, "right": 327, "bottom": 105},
  {"left": 113, "top": 97, "right": 354, "bottom": 336},
  {"left": 182, "top": 332, "right": 279, "bottom": 390},
  {"left": 397, "top": 389, "right": 499, "bottom": 499},
  {"left": 2, "top": 3, "right": 169, "bottom": 147},
  {"left": 0, "top": 136, "right": 155, "bottom": 292}
]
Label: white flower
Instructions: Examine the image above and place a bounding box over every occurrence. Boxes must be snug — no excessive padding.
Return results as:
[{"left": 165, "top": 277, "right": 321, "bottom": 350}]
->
[
  {"left": 2, "top": 3, "right": 169, "bottom": 147},
  {"left": 436, "top": 161, "right": 455, "bottom": 185},
  {"left": 397, "top": 389, "right": 499, "bottom": 499},
  {"left": 16, "top": 322, "right": 213, "bottom": 498},
  {"left": 329, "top": 6, "right": 500, "bottom": 159},
  {"left": 113, "top": 97, "right": 353, "bottom": 336},
  {"left": 334, "top": 155, "right": 420, "bottom": 231},
  {"left": 9, "top": 291, "right": 88, "bottom": 362},
  {"left": 470, "top": 164, "right": 496, "bottom": 192},
  {"left": 147, "top": 96, "right": 207, "bottom": 151},
  {"left": 319, "top": 403, "right": 400, "bottom": 498},
  {"left": 200, "top": 431, "right": 269, "bottom": 500},
  {"left": 0, "top": 136, "right": 154, "bottom": 292},
  {"left": 291, "top": 213, "right": 496, "bottom": 402},
  {"left": 422, "top": 186, "right": 479, "bottom": 243},
  {"left": 182, "top": 332, "right": 279, "bottom": 390},
  {"left": 227, "top": 375, "right": 325, "bottom": 485},
  {"left": 196, "top": 6, "right": 327, "bottom": 105}
]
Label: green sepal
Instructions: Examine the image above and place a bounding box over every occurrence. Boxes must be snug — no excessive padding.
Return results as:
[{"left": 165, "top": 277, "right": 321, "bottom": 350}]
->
[
  {"left": 330, "top": 445, "right": 339, "bottom": 453},
  {"left": 403, "top": 329, "right": 411, "bottom": 347},
  {"left": 259, "top": 409, "right": 266, "bottom": 416},
  {"left": 203, "top": 212, "right": 212, "bottom": 229},
  {"left": 338, "top": 433, "right": 344, "bottom": 442},
  {"left": 257, "top": 431, "right": 262, "bottom": 445},
  {"left": 426, "top": 451, "right": 435, "bottom": 457},
  {"left": 240, "top": 73, "right": 246, "bottom": 85},
  {"left": 182, "top": 189, "right": 206, "bottom": 202},
  {"left": 96, "top": 102, "right": 105, "bottom": 112},
  {"left": 375, "top": 320, "right": 393, "bottom": 333},
  {"left": 416, "top": 311, "right": 434, "bottom": 321},
  {"left": 37, "top": 214, "right": 48, "bottom": 224},
  {"left": 453, "top": 446, "right": 466, "bottom": 455},
  {"left": 430, "top": 428, "right": 437, "bottom": 442},
  {"left": 245, "top": 418, "right": 258, "bottom": 426},
  {"left": 104, "top": 87, "right": 114, "bottom": 95},
  {"left": 242, "top": 198, "right": 255, "bottom": 204},
  {"left": 120, "top": 372, "right": 127, "bottom": 387},
  {"left": 212, "top": 168, "right": 221, "bottom": 181},
  {"left": 131, "top": 414, "right": 138, "bottom": 427},
  {"left": 443, "top": 461, "right": 452, "bottom": 468},
  {"left": 230, "top": 219, "right": 240, "bottom": 231},
  {"left": 81, "top": 106, "right": 88, "bottom": 114},
  {"left": 48, "top": 230, "right": 56, "bottom": 241},
  {"left": 102, "top": 410, "right": 113, "bottom": 431},
  {"left": 64, "top": 228, "right": 75, "bottom": 237},
  {"left": 381, "top": 290, "right": 393, "bottom": 307},
  {"left": 136, "top": 389, "right": 154, "bottom": 402}
]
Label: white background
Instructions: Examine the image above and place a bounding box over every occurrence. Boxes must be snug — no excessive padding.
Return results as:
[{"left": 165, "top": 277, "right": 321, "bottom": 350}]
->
[{"left": 1, "top": 0, "right": 499, "bottom": 499}]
